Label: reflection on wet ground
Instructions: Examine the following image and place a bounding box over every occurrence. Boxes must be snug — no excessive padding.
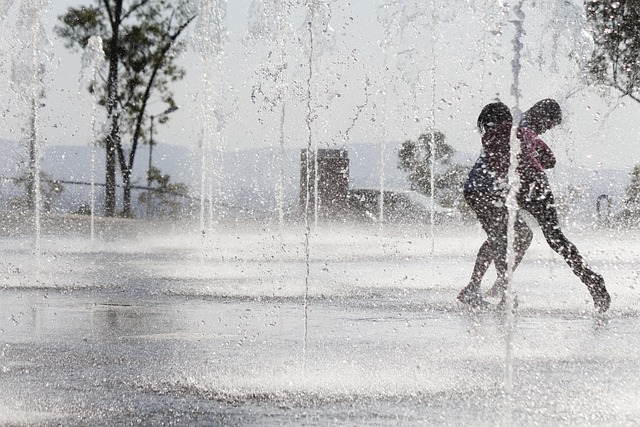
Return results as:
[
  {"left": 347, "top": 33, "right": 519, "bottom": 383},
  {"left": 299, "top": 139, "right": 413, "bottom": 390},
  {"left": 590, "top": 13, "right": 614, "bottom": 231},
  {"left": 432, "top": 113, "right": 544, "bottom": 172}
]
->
[{"left": 1, "top": 223, "right": 639, "bottom": 425}]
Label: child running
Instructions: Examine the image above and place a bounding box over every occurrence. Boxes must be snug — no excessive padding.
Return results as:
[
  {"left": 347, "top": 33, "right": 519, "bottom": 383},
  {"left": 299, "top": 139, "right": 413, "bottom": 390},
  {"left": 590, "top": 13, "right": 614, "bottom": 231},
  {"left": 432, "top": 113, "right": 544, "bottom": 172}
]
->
[
  {"left": 513, "top": 99, "right": 610, "bottom": 312},
  {"left": 459, "top": 99, "right": 611, "bottom": 313},
  {"left": 458, "top": 102, "right": 533, "bottom": 308}
]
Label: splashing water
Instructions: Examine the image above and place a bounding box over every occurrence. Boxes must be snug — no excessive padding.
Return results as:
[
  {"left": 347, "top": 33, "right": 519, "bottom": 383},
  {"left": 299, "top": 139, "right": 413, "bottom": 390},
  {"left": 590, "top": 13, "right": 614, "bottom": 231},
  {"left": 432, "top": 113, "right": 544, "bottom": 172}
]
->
[
  {"left": 377, "top": 1, "right": 392, "bottom": 225},
  {"left": 428, "top": 0, "right": 438, "bottom": 254},
  {"left": 191, "top": 0, "right": 228, "bottom": 235},
  {"left": 80, "top": 35, "right": 105, "bottom": 242},
  {"left": 275, "top": 2, "right": 292, "bottom": 226},
  {"left": 504, "top": 0, "right": 526, "bottom": 419},
  {"left": 1, "top": 2, "right": 636, "bottom": 425},
  {"left": 246, "top": 0, "right": 295, "bottom": 225},
  {"left": 10, "top": 0, "right": 53, "bottom": 255},
  {"left": 303, "top": 0, "right": 317, "bottom": 377},
  {"left": 377, "top": 1, "right": 442, "bottom": 251}
]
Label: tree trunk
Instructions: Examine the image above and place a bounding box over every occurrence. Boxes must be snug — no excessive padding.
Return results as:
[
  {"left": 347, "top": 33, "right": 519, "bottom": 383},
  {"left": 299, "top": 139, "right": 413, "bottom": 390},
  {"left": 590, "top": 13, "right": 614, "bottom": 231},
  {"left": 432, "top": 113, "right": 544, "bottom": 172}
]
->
[
  {"left": 116, "top": 142, "right": 132, "bottom": 217},
  {"left": 122, "top": 167, "right": 132, "bottom": 217},
  {"left": 105, "top": 115, "right": 118, "bottom": 216},
  {"left": 118, "top": 16, "right": 195, "bottom": 217},
  {"left": 104, "top": 0, "right": 123, "bottom": 217}
]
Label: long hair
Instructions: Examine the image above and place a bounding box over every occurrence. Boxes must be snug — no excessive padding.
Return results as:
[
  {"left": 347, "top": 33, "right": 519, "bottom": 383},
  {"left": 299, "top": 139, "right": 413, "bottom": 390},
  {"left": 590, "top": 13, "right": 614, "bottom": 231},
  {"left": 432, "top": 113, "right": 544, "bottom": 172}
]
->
[{"left": 477, "top": 102, "right": 512, "bottom": 134}]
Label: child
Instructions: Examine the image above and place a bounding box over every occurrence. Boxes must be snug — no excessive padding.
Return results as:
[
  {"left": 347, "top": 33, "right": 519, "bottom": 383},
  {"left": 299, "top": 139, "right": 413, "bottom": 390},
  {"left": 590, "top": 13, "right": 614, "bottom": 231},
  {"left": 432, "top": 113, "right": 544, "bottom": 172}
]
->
[
  {"left": 513, "top": 99, "right": 610, "bottom": 312},
  {"left": 458, "top": 102, "right": 533, "bottom": 307}
]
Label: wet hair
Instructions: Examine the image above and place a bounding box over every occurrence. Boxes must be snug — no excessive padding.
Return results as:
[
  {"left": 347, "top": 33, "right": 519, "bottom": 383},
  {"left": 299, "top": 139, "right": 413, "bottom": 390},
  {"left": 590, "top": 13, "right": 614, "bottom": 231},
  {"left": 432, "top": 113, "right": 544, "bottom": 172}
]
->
[
  {"left": 522, "top": 98, "right": 562, "bottom": 134},
  {"left": 477, "top": 102, "right": 512, "bottom": 133}
]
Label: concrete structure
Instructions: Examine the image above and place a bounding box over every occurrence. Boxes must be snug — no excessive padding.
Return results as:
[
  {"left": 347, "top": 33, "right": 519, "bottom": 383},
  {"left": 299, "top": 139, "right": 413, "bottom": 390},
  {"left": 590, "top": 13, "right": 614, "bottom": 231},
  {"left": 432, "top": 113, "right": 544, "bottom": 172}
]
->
[{"left": 299, "top": 148, "right": 349, "bottom": 217}]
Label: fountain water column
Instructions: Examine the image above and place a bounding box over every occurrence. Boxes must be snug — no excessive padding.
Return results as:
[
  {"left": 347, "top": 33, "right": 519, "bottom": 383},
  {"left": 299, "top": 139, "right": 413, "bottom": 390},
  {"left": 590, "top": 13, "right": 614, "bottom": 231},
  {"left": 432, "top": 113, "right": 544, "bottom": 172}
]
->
[
  {"left": 301, "top": 3, "right": 321, "bottom": 231},
  {"left": 301, "top": 2, "right": 318, "bottom": 376},
  {"left": 378, "top": 1, "right": 393, "bottom": 225},
  {"left": 192, "top": 0, "right": 227, "bottom": 235},
  {"left": 212, "top": 105, "right": 228, "bottom": 228},
  {"left": 198, "top": 110, "right": 209, "bottom": 236},
  {"left": 478, "top": 0, "right": 488, "bottom": 104},
  {"left": 504, "top": 0, "right": 526, "bottom": 419},
  {"left": 246, "top": 0, "right": 291, "bottom": 226},
  {"left": 198, "top": 80, "right": 210, "bottom": 234},
  {"left": 547, "top": 1, "right": 560, "bottom": 283},
  {"left": 192, "top": 3, "right": 208, "bottom": 235},
  {"left": 80, "top": 36, "right": 105, "bottom": 242},
  {"left": 311, "top": 35, "right": 319, "bottom": 230},
  {"left": 29, "top": 93, "right": 41, "bottom": 252},
  {"left": 428, "top": 0, "right": 438, "bottom": 254},
  {"left": 275, "top": 1, "right": 290, "bottom": 226},
  {"left": 550, "top": 1, "right": 560, "bottom": 74},
  {"left": 13, "top": 0, "right": 52, "bottom": 252},
  {"left": 210, "top": 3, "right": 227, "bottom": 231},
  {"left": 301, "top": 0, "right": 334, "bottom": 374},
  {"left": 277, "top": 102, "right": 286, "bottom": 225}
]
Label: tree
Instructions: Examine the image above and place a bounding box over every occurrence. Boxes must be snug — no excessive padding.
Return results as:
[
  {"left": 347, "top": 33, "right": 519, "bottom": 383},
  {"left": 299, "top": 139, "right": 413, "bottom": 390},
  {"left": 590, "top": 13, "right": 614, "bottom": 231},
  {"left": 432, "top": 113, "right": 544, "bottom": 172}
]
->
[
  {"left": 585, "top": 0, "right": 640, "bottom": 103},
  {"left": 620, "top": 164, "right": 640, "bottom": 225},
  {"left": 398, "top": 131, "right": 468, "bottom": 209},
  {"left": 55, "top": 1, "right": 196, "bottom": 217},
  {"left": 138, "top": 166, "right": 189, "bottom": 219},
  {"left": 626, "top": 164, "right": 640, "bottom": 203}
]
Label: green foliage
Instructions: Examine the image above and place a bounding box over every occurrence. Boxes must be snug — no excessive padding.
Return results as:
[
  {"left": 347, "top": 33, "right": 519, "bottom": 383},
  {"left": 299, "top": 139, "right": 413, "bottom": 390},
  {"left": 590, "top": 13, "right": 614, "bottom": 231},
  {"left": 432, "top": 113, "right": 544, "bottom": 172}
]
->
[
  {"left": 57, "top": 6, "right": 106, "bottom": 50},
  {"left": 626, "top": 164, "right": 640, "bottom": 202},
  {"left": 138, "top": 166, "right": 189, "bottom": 219},
  {"left": 54, "top": 1, "right": 196, "bottom": 216},
  {"left": 399, "top": 132, "right": 445, "bottom": 195},
  {"left": 55, "top": 1, "right": 192, "bottom": 141},
  {"left": 585, "top": 0, "right": 640, "bottom": 102},
  {"left": 398, "top": 131, "right": 468, "bottom": 209}
]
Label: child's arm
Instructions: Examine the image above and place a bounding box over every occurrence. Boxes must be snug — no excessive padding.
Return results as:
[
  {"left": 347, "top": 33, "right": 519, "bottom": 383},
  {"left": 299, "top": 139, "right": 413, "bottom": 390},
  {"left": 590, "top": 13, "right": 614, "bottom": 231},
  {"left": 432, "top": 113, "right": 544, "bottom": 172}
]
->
[{"left": 533, "top": 138, "right": 556, "bottom": 169}]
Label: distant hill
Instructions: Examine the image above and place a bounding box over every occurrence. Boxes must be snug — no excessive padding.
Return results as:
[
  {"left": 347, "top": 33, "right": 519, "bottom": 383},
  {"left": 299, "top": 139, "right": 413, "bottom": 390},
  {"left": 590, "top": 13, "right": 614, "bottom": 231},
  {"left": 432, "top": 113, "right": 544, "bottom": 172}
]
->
[
  {"left": 1, "top": 140, "right": 413, "bottom": 214},
  {"left": 0, "top": 138, "right": 632, "bottom": 221}
]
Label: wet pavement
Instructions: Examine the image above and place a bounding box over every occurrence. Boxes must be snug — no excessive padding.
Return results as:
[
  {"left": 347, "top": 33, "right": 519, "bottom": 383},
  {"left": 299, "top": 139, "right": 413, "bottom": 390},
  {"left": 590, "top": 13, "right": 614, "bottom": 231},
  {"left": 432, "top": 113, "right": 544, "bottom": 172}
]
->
[{"left": 1, "top": 219, "right": 639, "bottom": 425}]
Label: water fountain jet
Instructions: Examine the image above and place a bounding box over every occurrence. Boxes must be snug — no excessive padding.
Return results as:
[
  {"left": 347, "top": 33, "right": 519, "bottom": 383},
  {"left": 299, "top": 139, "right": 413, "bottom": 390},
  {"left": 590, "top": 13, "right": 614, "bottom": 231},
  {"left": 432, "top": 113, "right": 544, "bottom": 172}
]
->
[
  {"left": 79, "top": 35, "right": 105, "bottom": 242},
  {"left": 10, "top": 0, "right": 52, "bottom": 255}
]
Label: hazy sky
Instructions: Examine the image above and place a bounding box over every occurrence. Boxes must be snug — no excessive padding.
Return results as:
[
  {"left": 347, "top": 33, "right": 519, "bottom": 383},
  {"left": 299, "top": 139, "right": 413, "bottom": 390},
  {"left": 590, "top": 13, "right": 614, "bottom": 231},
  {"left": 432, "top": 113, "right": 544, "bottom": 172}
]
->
[{"left": 2, "top": 0, "right": 640, "bottom": 178}]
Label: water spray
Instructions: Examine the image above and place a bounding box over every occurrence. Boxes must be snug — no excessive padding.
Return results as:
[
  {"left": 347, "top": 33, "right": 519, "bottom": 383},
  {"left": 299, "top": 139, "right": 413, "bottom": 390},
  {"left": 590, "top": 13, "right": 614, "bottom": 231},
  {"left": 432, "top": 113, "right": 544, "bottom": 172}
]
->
[
  {"left": 80, "top": 35, "right": 105, "bottom": 243},
  {"left": 378, "top": 1, "right": 392, "bottom": 226},
  {"left": 302, "top": 1, "right": 317, "bottom": 378},
  {"left": 192, "top": 0, "right": 227, "bottom": 237},
  {"left": 504, "top": 0, "right": 526, "bottom": 418},
  {"left": 11, "top": 0, "right": 53, "bottom": 255},
  {"left": 429, "top": 0, "right": 438, "bottom": 255}
]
